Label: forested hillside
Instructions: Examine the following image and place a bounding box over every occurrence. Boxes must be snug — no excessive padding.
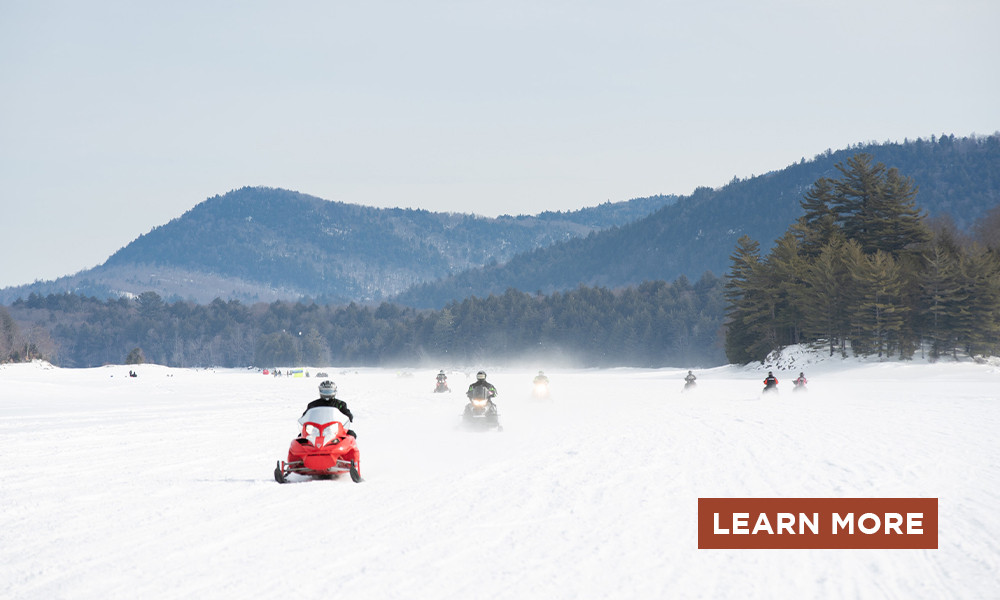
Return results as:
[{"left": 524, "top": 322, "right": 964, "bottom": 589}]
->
[
  {"left": 395, "top": 135, "right": 1000, "bottom": 308},
  {"left": 0, "top": 189, "right": 674, "bottom": 305}
]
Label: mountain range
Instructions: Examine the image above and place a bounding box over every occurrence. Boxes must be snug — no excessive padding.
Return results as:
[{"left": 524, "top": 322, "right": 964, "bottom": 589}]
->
[
  {"left": 0, "top": 189, "right": 673, "bottom": 305},
  {"left": 2, "top": 133, "right": 998, "bottom": 308}
]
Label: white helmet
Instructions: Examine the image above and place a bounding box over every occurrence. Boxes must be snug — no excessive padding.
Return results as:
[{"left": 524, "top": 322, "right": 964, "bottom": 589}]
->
[
  {"left": 476, "top": 370, "right": 486, "bottom": 381},
  {"left": 318, "top": 380, "right": 337, "bottom": 399}
]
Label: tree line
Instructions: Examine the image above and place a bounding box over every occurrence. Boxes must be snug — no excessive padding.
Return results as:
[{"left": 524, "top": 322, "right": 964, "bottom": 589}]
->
[
  {"left": 5, "top": 276, "right": 727, "bottom": 368},
  {"left": 724, "top": 153, "right": 1000, "bottom": 364},
  {"left": 0, "top": 305, "right": 49, "bottom": 363}
]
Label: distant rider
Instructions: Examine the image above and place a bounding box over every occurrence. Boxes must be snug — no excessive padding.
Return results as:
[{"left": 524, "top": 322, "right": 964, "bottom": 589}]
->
[
  {"left": 794, "top": 372, "right": 808, "bottom": 387},
  {"left": 437, "top": 370, "right": 448, "bottom": 384},
  {"left": 684, "top": 370, "right": 697, "bottom": 385},
  {"left": 533, "top": 371, "right": 549, "bottom": 385},
  {"left": 466, "top": 370, "right": 498, "bottom": 412},
  {"left": 763, "top": 371, "right": 779, "bottom": 389},
  {"left": 302, "top": 380, "right": 356, "bottom": 438}
]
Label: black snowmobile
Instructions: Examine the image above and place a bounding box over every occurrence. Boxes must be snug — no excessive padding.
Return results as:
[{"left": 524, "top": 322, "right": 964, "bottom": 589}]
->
[{"left": 462, "top": 385, "right": 502, "bottom": 432}]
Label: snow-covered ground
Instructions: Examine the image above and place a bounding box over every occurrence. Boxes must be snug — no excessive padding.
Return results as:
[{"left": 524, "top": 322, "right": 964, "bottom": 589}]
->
[{"left": 2, "top": 353, "right": 999, "bottom": 599}]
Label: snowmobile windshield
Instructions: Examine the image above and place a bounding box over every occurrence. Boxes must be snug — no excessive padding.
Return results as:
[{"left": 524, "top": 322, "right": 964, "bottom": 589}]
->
[
  {"left": 299, "top": 406, "right": 347, "bottom": 428},
  {"left": 470, "top": 386, "right": 490, "bottom": 401},
  {"left": 298, "top": 406, "right": 347, "bottom": 446}
]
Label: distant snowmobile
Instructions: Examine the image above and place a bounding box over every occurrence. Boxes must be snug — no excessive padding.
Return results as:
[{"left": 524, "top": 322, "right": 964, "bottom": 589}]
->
[
  {"left": 532, "top": 371, "right": 551, "bottom": 400},
  {"left": 683, "top": 371, "right": 697, "bottom": 393},
  {"left": 462, "top": 385, "right": 503, "bottom": 431},
  {"left": 762, "top": 372, "right": 779, "bottom": 396},
  {"left": 434, "top": 370, "right": 451, "bottom": 393},
  {"left": 274, "top": 405, "right": 362, "bottom": 483}
]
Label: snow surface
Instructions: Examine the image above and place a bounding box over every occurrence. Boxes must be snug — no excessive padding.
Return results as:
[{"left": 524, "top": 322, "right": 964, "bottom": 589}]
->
[{"left": 2, "top": 352, "right": 999, "bottom": 599}]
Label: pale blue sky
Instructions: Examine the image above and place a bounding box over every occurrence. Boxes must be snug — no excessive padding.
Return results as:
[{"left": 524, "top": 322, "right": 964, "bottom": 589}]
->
[{"left": 1, "top": 0, "right": 997, "bottom": 288}]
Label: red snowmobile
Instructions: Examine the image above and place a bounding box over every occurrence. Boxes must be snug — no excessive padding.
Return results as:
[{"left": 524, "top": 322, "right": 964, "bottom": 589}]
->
[{"left": 274, "top": 406, "right": 362, "bottom": 483}]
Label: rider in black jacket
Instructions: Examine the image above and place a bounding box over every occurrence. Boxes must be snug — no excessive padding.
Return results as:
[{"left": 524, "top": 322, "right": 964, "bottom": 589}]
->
[
  {"left": 763, "top": 371, "right": 779, "bottom": 389},
  {"left": 466, "top": 370, "right": 498, "bottom": 413},
  {"left": 303, "top": 380, "right": 356, "bottom": 438}
]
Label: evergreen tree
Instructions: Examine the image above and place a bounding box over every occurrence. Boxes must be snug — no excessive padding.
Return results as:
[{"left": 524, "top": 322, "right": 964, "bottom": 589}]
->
[
  {"left": 831, "top": 153, "right": 930, "bottom": 256},
  {"left": 800, "top": 237, "right": 852, "bottom": 356},
  {"left": 0, "top": 306, "right": 19, "bottom": 362},
  {"left": 300, "top": 328, "right": 329, "bottom": 366},
  {"left": 877, "top": 166, "right": 932, "bottom": 256},
  {"left": 767, "top": 232, "right": 809, "bottom": 347},
  {"left": 973, "top": 203, "right": 1000, "bottom": 252},
  {"left": 254, "top": 331, "right": 301, "bottom": 367},
  {"left": 847, "top": 247, "right": 908, "bottom": 358},
  {"left": 832, "top": 154, "right": 886, "bottom": 252},
  {"left": 916, "top": 243, "right": 966, "bottom": 359},
  {"left": 126, "top": 347, "right": 146, "bottom": 365},
  {"left": 724, "top": 236, "right": 769, "bottom": 363},
  {"left": 793, "top": 176, "right": 839, "bottom": 258},
  {"left": 430, "top": 308, "right": 456, "bottom": 357},
  {"left": 958, "top": 247, "right": 1000, "bottom": 357}
]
